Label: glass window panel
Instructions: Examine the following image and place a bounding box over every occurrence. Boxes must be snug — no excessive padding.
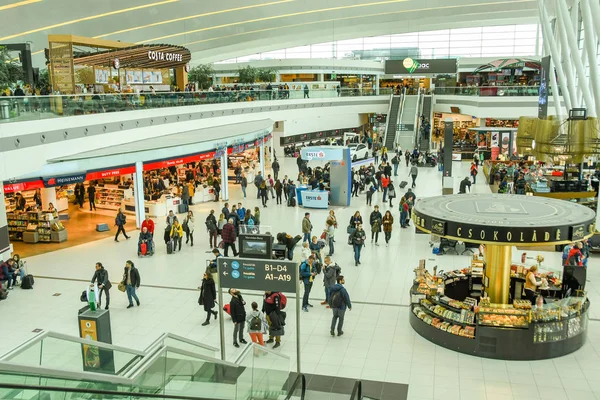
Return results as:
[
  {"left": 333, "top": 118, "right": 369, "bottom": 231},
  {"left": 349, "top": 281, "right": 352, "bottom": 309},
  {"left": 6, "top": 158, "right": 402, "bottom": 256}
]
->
[
  {"left": 450, "top": 32, "right": 482, "bottom": 41},
  {"left": 450, "top": 27, "right": 482, "bottom": 35},
  {"left": 236, "top": 54, "right": 261, "bottom": 62},
  {"left": 449, "top": 39, "right": 483, "bottom": 48},
  {"left": 337, "top": 38, "right": 364, "bottom": 46},
  {"left": 430, "top": 48, "right": 450, "bottom": 57},
  {"left": 286, "top": 51, "right": 311, "bottom": 58},
  {"left": 286, "top": 45, "right": 311, "bottom": 53},
  {"left": 482, "top": 40, "right": 515, "bottom": 48},
  {"left": 449, "top": 48, "right": 482, "bottom": 57},
  {"left": 419, "top": 34, "right": 449, "bottom": 43},
  {"left": 481, "top": 46, "right": 515, "bottom": 55},
  {"left": 364, "top": 36, "right": 390, "bottom": 45},
  {"left": 515, "top": 31, "right": 538, "bottom": 39},
  {"left": 261, "top": 50, "right": 286, "bottom": 59},
  {"left": 482, "top": 25, "right": 516, "bottom": 33},
  {"left": 390, "top": 34, "right": 418, "bottom": 46},
  {"left": 515, "top": 38, "right": 537, "bottom": 46},
  {"left": 482, "top": 33, "right": 515, "bottom": 41},
  {"left": 516, "top": 24, "right": 538, "bottom": 31},
  {"left": 310, "top": 51, "right": 334, "bottom": 59}
]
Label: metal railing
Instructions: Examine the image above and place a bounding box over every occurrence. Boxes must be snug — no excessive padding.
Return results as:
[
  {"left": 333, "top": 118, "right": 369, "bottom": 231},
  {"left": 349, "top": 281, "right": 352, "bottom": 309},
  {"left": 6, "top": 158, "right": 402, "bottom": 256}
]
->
[
  {"left": 433, "top": 85, "right": 546, "bottom": 97},
  {"left": 350, "top": 380, "right": 363, "bottom": 399},
  {"left": 0, "top": 88, "right": 392, "bottom": 124}
]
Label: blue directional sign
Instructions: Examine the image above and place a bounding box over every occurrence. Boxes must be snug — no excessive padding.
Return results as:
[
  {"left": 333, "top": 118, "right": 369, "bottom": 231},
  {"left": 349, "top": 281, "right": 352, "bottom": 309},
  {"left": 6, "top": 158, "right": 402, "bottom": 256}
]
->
[{"left": 217, "top": 257, "right": 298, "bottom": 293}]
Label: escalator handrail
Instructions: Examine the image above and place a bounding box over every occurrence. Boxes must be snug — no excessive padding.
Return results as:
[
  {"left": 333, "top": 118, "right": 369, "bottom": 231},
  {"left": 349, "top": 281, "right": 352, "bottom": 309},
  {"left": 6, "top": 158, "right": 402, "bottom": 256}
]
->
[
  {"left": 350, "top": 380, "right": 362, "bottom": 400},
  {"left": 0, "top": 382, "right": 226, "bottom": 400},
  {"left": 283, "top": 373, "right": 306, "bottom": 400},
  {"left": 143, "top": 332, "right": 219, "bottom": 354},
  {"left": 234, "top": 342, "right": 291, "bottom": 365}
]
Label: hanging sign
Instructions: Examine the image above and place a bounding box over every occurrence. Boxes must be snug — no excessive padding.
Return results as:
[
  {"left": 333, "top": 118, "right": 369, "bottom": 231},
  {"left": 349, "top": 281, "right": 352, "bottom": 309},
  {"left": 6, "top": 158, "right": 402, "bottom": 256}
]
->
[
  {"left": 43, "top": 173, "right": 86, "bottom": 187},
  {"left": 86, "top": 166, "right": 136, "bottom": 181},
  {"left": 3, "top": 180, "right": 44, "bottom": 194}
]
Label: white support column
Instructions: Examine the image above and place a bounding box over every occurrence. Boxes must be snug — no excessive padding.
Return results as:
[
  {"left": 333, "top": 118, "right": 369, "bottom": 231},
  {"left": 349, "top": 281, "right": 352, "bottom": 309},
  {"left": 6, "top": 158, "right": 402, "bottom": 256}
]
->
[
  {"left": 555, "top": 13, "right": 579, "bottom": 109},
  {"left": 548, "top": 53, "right": 564, "bottom": 118},
  {"left": 40, "top": 187, "right": 56, "bottom": 210},
  {"left": 582, "top": 0, "right": 600, "bottom": 118},
  {"left": 589, "top": 0, "right": 600, "bottom": 40},
  {"left": 133, "top": 161, "right": 145, "bottom": 229},
  {"left": 259, "top": 138, "right": 265, "bottom": 177},
  {"left": 539, "top": 1, "right": 573, "bottom": 111},
  {"left": 220, "top": 151, "right": 229, "bottom": 201},
  {"left": 375, "top": 75, "right": 380, "bottom": 95},
  {"left": 557, "top": 0, "right": 596, "bottom": 115}
]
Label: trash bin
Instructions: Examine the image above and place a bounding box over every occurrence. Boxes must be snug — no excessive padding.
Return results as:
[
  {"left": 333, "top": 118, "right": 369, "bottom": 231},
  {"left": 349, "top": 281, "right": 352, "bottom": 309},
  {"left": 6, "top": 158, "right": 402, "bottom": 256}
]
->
[{"left": 0, "top": 101, "right": 9, "bottom": 119}]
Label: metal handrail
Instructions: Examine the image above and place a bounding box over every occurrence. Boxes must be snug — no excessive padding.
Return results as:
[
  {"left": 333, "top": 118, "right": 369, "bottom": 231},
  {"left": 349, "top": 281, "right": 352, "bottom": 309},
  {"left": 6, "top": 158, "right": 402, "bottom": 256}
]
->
[
  {"left": 143, "top": 332, "right": 219, "bottom": 354},
  {"left": 350, "top": 380, "right": 363, "bottom": 400},
  {"left": 0, "top": 330, "right": 47, "bottom": 361},
  {"left": 233, "top": 342, "right": 291, "bottom": 365},
  {"left": 284, "top": 373, "right": 306, "bottom": 400},
  {"left": 0, "top": 382, "right": 225, "bottom": 400}
]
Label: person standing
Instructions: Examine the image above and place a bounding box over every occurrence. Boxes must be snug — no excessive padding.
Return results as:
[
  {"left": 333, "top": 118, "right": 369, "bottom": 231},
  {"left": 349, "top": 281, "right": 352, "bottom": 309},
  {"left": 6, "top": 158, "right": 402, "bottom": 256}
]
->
[
  {"left": 369, "top": 205, "right": 382, "bottom": 245},
  {"left": 122, "top": 260, "right": 140, "bottom": 309},
  {"left": 213, "top": 179, "right": 221, "bottom": 202},
  {"left": 274, "top": 179, "right": 283, "bottom": 204},
  {"left": 272, "top": 158, "right": 280, "bottom": 180},
  {"left": 199, "top": 272, "right": 218, "bottom": 326},
  {"left": 87, "top": 183, "right": 97, "bottom": 211},
  {"left": 91, "top": 262, "right": 111, "bottom": 310},
  {"left": 470, "top": 161, "right": 478, "bottom": 184},
  {"left": 267, "top": 174, "right": 276, "bottom": 199},
  {"left": 382, "top": 211, "right": 394, "bottom": 246},
  {"left": 329, "top": 275, "right": 352, "bottom": 336},
  {"left": 325, "top": 219, "right": 335, "bottom": 256},
  {"left": 229, "top": 289, "right": 248, "bottom": 347},
  {"left": 409, "top": 164, "right": 419, "bottom": 188},
  {"left": 404, "top": 150, "right": 411, "bottom": 167},
  {"left": 75, "top": 183, "right": 85, "bottom": 208},
  {"left": 241, "top": 173, "right": 248, "bottom": 198},
  {"left": 300, "top": 256, "right": 317, "bottom": 312},
  {"left": 391, "top": 154, "right": 400, "bottom": 176},
  {"left": 352, "top": 172, "right": 360, "bottom": 197},
  {"left": 114, "top": 208, "right": 130, "bottom": 242},
  {"left": 366, "top": 183, "right": 375, "bottom": 206},
  {"left": 302, "top": 213, "right": 313, "bottom": 243},
  {"left": 381, "top": 175, "right": 390, "bottom": 202},
  {"left": 459, "top": 177, "right": 472, "bottom": 194},
  {"left": 263, "top": 291, "right": 285, "bottom": 349},
  {"left": 321, "top": 256, "right": 340, "bottom": 306},
  {"left": 254, "top": 172, "right": 264, "bottom": 199},
  {"left": 221, "top": 203, "right": 231, "bottom": 221},
  {"left": 184, "top": 210, "right": 195, "bottom": 246},
  {"left": 303, "top": 84, "right": 309, "bottom": 98},
  {"left": 246, "top": 301, "right": 268, "bottom": 346},
  {"left": 350, "top": 224, "right": 366, "bottom": 266},
  {"left": 222, "top": 219, "right": 238, "bottom": 257},
  {"left": 259, "top": 181, "right": 268, "bottom": 208},
  {"left": 206, "top": 210, "right": 218, "bottom": 248},
  {"left": 400, "top": 197, "right": 409, "bottom": 228},
  {"left": 170, "top": 220, "right": 184, "bottom": 252},
  {"left": 388, "top": 180, "right": 396, "bottom": 207},
  {"left": 181, "top": 183, "right": 190, "bottom": 211}
]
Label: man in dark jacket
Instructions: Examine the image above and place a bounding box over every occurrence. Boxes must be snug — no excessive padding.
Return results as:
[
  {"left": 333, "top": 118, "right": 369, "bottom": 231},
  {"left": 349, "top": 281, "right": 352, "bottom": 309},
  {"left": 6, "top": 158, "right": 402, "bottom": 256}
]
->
[
  {"left": 222, "top": 219, "right": 238, "bottom": 257},
  {"left": 329, "top": 275, "right": 352, "bottom": 336},
  {"left": 263, "top": 291, "right": 285, "bottom": 348},
  {"left": 229, "top": 289, "right": 247, "bottom": 347},
  {"left": 87, "top": 184, "right": 97, "bottom": 211},
  {"left": 222, "top": 203, "right": 231, "bottom": 221},
  {"left": 114, "top": 208, "right": 130, "bottom": 242},
  {"left": 206, "top": 210, "right": 218, "bottom": 248},
  {"left": 321, "top": 256, "right": 341, "bottom": 306},
  {"left": 91, "top": 262, "right": 112, "bottom": 310},
  {"left": 369, "top": 205, "right": 382, "bottom": 245},
  {"left": 272, "top": 159, "right": 280, "bottom": 180},
  {"left": 254, "top": 172, "right": 264, "bottom": 199},
  {"left": 459, "top": 177, "right": 472, "bottom": 194},
  {"left": 122, "top": 260, "right": 140, "bottom": 309},
  {"left": 300, "top": 256, "right": 317, "bottom": 312}
]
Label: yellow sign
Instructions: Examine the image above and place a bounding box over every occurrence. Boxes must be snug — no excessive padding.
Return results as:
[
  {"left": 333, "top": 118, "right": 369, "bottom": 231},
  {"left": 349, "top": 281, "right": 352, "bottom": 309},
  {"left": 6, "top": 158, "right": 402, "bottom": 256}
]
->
[{"left": 80, "top": 319, "right": 100, "bottom": 369}]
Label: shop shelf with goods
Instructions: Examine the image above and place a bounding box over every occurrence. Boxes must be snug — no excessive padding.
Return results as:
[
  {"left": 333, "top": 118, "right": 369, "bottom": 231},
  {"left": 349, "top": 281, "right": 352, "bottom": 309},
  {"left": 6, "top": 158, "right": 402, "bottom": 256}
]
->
[
  {"left": 95, "top": 185, "right": 133, "bottom": 211},
  {"left": 6, "top": 212, "right": 29, "bottom": 241},
  {"left": 4, "top": 191, "right": 36, "bottom": 213}
]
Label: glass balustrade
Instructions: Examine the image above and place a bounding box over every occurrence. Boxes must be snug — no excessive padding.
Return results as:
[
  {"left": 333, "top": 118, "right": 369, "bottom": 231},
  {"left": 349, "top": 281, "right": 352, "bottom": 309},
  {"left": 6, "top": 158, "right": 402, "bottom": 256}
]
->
[
  {"left": 433, "top": 85, "right": 550, "bottom": 97},
  {"left": 0, "top": 88, "right": 392, "bottom": 124}
]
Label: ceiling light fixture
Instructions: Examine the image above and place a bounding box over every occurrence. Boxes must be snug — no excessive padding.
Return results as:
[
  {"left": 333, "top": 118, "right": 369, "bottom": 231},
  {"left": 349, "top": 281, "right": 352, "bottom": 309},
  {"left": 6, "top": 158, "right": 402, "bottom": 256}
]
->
[
  {"left": 139, "top": 0, "right": 412, "bottom": 43},
  {"left": 94, "top": 0, "right": 294, "bottom": 39},
  {"left": 0, "top": 0, "right": 41, "bottom": 12},
  {"left": 0, "top": 0, "right": 179, "bottom": 42}
]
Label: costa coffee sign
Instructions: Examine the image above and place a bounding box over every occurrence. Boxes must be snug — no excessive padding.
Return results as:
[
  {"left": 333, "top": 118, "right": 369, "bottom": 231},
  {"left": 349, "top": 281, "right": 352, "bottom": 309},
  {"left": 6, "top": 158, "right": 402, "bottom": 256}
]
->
[{"left": 148, "top": 51, "right": 184, "bottom": 62}]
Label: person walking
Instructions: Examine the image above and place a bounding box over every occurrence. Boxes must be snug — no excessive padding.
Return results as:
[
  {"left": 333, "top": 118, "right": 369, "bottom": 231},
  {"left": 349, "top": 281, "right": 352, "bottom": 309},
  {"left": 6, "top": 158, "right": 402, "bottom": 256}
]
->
[
  {"left": 75, "top": 183, "right": 85, "bottom": 208},
  {"left": 259, "top": 180, "right": 268, "bottom": 207},
  {"left": 246, "top": 301, "right": 268, "bottom": 347},
  {"left": 459, "top": 177, "right": 472, "bottom": 194},
  {"left": 91, "top": 262, "right": 111, "bottom": 310},
  {"left": 267, "top": 174, "right": 276, "bottom": 199},
  {"left": 382, "top": 211, "right": 394, "bottom": 246},
  {"left": 329, "top": 275, "right": 352, "bottom": 337},
  {"left": 263, "top": 291, "right": 285, "bottom": 349},
  {"left": 400, "top": 197, "right": 409, "bottom": 228},
  {"left": 199, "top": 272, "right": 218, "bottom": 326},
  {"left": 87, "top": 183, "right": 97, "bottom": 211},
  {"left": 141, "top": 215, "right": 155, "bottom": 237},
  {"left": 213, "top": 178, "right": 221, "bottom": 202},
  {"left": 300, "top": 256, "right": 317, "bottom": 312},
  {"left": 325, "top": 219, "right": 335, "bottom": 256},
  {"left": 409, "top": 163, "right": 419, "bottom": 188},
  {"left": 254, "top": 172, "right": 264, "bottom": 199},
  {"left": 183, "top": 210, "right": 195, "bottom": 246},
  {"left": 114, "top": 208, "right": 130, "bottom": 242},
  {"left": 369, "top": 205, "right": 382, "bottom": 245},
  {"left": 366, "top": 183, "right": 375, "bottom": 206},
  {"left": 206, "top": 210, "right": 218, "bottom": 248},
  {"left": 388, "top": 180, "right": 397, "bottom": 207},
  {"left": 321, "top": 256, "right": 341, "bottom": 306},
  {"left": 404, "top": 150, "right": 411, "bottom": 167},
  {"left": 381, "top": 175, "right": 390, "bottom": 202},
  {"left": 170, "top": 220, "right": 184, "bottom": 252},
  {"left": 241, "top": 174, "right": 248, "bottom": 198},
  {"left": 222, "top": 218, "right": 238, "bottom": 257},
  {"left": 122, "top": 260, "right": 140, "bottom": 309},
  {"left": 302, "top": 213, "right": 313, "bottom": 243},
  {"left": 352, "top": 172, "right": 360, "bottom": 197},
  {"left": 274, "top": 179, "right": 283, "bottom": 204},
  {"left": 350, "top": 224, "right": 366, "bottom": 266},
  {"left": 229, "top": 289, "right": 248, "bottom": 348},
  {"left": 303, "top": 84, "right": 309, "bottom": 98}
]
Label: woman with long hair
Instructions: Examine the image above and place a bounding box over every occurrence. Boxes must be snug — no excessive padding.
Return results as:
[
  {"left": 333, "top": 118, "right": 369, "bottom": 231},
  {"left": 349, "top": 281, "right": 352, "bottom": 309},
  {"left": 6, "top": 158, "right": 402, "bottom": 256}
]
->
[{"left": 199, "top": 272, "right": 218, "bottom": 326}]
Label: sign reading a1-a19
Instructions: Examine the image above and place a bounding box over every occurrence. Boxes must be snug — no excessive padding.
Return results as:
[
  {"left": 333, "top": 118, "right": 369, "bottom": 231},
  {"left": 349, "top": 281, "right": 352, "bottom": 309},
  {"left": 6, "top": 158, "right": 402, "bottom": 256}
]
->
[{"left": 217, "top": 257, "right": 298, "bottom": 293}]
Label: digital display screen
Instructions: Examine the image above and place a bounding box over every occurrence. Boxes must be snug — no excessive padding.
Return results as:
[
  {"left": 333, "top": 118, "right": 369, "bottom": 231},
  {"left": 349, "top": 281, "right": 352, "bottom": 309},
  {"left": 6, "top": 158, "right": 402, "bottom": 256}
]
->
[{"left": 242, "top": 240, "right": 268, "bottom": 256}]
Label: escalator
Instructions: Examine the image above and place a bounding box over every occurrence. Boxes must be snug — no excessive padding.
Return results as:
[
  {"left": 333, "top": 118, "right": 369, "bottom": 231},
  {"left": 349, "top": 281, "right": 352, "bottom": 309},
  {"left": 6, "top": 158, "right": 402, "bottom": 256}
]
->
[
  {"left": 383, "top": 95, "right": 402, "bottom": 151},
  {"left": 396, "top": 94, "right": 419, "bottom": 151},
  {"left": 418, "top": 95, "right": 433, "bottom": 152}
]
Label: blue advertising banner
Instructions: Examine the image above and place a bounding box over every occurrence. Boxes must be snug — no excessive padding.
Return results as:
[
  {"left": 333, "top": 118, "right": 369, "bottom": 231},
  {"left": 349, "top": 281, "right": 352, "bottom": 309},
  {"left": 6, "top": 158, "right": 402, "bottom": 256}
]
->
[
  {"left": 300, "top": 146, "right": 346, "bottom": 161},
  {"left": 300, "top": 190, "right": 329, "bottom": 209}
]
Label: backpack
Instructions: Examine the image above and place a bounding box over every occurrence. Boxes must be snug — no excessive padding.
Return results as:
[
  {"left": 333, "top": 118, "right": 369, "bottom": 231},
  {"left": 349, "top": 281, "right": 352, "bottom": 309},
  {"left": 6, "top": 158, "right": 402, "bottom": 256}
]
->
[
  {"left": 329, "top": 290, "right": 344, "bottom": 308},
  {"left": 249, "top": 315, "right": 262, "bottom": 331},
  {"left": 299, "top": 261, "right": 309, "bottom": 281},
  {"left": 21, "top": 274, "right": 34, "bottom": 290},
  {"left": 247, "top": 217, "right": 255, "bottom": 227},
  {"left": 266, "top": 293, "right": 287, "bottom": 309},
  {"left": 566, "top": 254, "right": 579, "bottom": 266}
]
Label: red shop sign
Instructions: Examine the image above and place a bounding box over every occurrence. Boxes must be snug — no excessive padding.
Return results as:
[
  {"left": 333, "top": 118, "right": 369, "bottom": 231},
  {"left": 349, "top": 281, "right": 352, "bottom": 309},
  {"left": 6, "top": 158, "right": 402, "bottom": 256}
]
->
[
  {"left": 3, "top": 180, "right": 44, "bottom": 194},
  {"left": 86, "top": 166, "right": 136, "bottom": 181},
  {"left": 143, "top": 152, "right": 216, "bottom": 171}
]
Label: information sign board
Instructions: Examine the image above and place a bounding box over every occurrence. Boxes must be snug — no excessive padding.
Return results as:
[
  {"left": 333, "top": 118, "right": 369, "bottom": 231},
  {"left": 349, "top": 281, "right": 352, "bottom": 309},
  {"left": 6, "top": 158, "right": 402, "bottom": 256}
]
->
[{"left": 217, "top": 257, "right": 298, "bottom": 293}]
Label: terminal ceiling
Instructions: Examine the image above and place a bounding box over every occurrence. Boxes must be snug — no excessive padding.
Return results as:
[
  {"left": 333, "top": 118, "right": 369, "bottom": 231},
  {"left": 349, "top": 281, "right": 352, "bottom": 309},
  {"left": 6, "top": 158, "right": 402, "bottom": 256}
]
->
[{"left": 0, "top": 0, "right": 539, "bottom": 66}]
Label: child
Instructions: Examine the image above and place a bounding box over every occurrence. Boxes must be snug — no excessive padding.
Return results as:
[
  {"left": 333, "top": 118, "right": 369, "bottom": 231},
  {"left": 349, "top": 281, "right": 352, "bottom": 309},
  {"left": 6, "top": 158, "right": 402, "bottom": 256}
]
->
[{"left": 246, "top": 301, "right": 267, "bottom": 347}]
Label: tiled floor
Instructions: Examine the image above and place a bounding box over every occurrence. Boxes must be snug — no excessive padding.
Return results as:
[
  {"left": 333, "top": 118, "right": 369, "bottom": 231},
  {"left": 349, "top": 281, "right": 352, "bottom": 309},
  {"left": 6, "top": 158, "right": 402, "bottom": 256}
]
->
[{"left": 1, "top": 155, "right": 599, "bottom": 400}]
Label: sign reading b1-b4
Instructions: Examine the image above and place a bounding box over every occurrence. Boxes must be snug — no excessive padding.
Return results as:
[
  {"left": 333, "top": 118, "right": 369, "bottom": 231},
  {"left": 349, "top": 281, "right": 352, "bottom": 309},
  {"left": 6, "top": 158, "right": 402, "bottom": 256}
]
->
[{"left": 217, "top": 257, "right": 298, "bottom": 293}]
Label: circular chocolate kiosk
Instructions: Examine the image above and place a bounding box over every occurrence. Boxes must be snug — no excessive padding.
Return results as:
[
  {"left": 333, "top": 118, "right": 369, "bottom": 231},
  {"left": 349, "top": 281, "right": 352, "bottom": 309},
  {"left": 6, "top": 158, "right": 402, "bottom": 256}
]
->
[{"left": 410, "top": 193, "right": 595, "bottom": 360}]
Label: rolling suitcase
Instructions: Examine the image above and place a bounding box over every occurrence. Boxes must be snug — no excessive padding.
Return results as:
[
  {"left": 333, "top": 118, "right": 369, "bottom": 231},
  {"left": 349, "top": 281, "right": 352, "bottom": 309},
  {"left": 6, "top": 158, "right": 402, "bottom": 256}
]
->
[
  {"left": 399, "top": 181, "right": 408, "bottom": 189},
  {"left": 178, "top": 203, "right": 188, "bottom": 214},
  {"left": 288, "top": 197, "right": 296, "bottom": 207},
  {"left": 167, "top": 240, "right": 173, "bottom": 254}
]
